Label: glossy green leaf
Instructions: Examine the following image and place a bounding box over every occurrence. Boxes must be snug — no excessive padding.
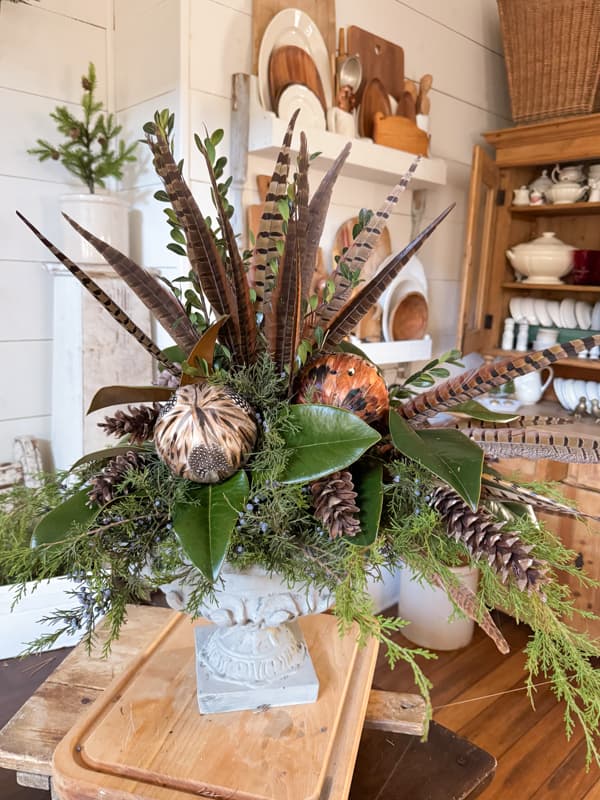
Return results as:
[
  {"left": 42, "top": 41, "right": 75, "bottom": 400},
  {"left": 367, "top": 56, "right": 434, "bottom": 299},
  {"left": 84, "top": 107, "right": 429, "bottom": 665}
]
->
[
  {"left": 280, "top": 405, "right": 381, "bottom": 484},
  {"left": 70, "top": 444, "right": 146, "bottom": 471},
  {"left": 350, "top": 460, "right": 383, "bottom": 547},
  {"left": 449, "top": 399, "right": 519, "bottom": 423},
  {"left": 161, "top": 344, "right": 186, "bottom": 364},
  {"left": 32, "top": 488, "right": 98, "bottom": 547},
  {"left": 173, "top": 470, "right": 249, "bottom": 581},
  {"left": 87, "top": 385, "right": 173, "bottom": 414},
  {"left": 389, "top": 411, "right": 483, "bottom": 510}
]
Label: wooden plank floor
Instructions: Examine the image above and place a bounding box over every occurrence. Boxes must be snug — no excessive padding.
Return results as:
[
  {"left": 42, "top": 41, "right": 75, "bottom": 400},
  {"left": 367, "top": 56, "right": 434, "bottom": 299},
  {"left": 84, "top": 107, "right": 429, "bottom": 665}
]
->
[
  {"left": 373, "top": 610, "right": 600, "bottom": 799},
  {"left": 2, "top": 611, "right": 600, "bottom": 798}
]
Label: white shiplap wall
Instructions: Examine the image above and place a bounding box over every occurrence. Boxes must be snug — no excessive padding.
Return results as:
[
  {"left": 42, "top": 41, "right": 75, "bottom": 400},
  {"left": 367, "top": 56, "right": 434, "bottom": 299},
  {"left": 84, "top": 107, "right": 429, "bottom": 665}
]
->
[
  {"left": 0, "top": 0, "right": 510, "bottom": 463},
  {"left": 0, "top": 0, "right": 110, "bottom": 462}
]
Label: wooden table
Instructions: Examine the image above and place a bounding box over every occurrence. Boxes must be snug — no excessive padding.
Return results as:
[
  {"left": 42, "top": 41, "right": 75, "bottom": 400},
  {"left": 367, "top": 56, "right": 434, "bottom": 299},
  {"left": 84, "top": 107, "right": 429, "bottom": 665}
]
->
[{"left": 0, "top": 605, "right": 495, "bottom": 799}]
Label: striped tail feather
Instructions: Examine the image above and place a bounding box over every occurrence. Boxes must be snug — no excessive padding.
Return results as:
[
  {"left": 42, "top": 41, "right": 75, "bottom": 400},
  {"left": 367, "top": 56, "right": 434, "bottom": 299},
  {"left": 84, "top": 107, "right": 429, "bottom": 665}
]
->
[
  {"left": 481, "top": 472, "right": 600, "bottom": 521},
  {"left": 250, "top": 110, "right": 299, "bottom": 314},
  {"left": 313, "top": 158, "right": 421, "bottom": 331},
  {"left": 17, "top": 212, "right": 179, "bottom": 375},
  {"left": 453, "top": 415, "right": 574, "bottom": 430},
  {"left": 400, "top": 336, "right": 600, "bottom": 424},
  {"left": 62, "top": 213, "right": 200, "bottom": 354},
  {"left": 320, "top": 206, "right": 454, "bottom": 346},
  {"left": 465, "top": 425, "right": 600, "bottom": 464},
  {"left": 145, "top": 131, "right": 241, "bottom": 359}
]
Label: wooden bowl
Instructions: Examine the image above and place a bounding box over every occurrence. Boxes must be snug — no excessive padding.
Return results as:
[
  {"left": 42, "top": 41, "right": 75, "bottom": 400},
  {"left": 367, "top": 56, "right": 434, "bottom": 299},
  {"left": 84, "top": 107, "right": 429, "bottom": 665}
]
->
[
  {"left": 373, "top": 112, "right": 429, "bottom": 156},
  {"left": 268, "top": 46, "right": 327, "bottom": 112},
  {"left": 390, "top": 292, "right": 429, "bottom": 340}
]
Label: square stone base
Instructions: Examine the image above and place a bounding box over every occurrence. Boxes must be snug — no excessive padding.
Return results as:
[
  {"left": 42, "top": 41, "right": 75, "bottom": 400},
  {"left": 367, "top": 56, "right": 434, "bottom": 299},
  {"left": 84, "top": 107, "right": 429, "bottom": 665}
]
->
[{"left": 195, "top": 621, "right": 320, "bottom": 714}]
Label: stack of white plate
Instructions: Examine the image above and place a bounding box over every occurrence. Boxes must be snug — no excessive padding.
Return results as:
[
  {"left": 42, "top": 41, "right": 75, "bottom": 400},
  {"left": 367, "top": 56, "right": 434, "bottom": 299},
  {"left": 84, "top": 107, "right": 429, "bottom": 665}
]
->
[
  {"left": 554, "top": 378, "right": 600, "bottom": 412},
  {"left": 509, "top": 296, "right": 600, "bottom": 329}
]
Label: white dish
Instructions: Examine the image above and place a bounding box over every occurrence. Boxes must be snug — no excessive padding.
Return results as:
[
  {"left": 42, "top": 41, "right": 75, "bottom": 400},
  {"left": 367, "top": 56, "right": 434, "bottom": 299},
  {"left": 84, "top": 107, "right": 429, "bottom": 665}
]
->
[
  {"left": 560, "top": 297, "right": 578, "bottom": 328},
  {"left": 277, "top": 84, "right": 326, "bottom": 130},
  {"left": 586, "top": 381, "right": 599, "bottom": 406},
  {"left": 534, "top": 298, "right": 553, "bottom": 327},
  {"left": 379, "top": 255, "right": 427, "bottom": 309},
  {"left": 563, "top": 379, "right": 579, "bottom": 411},
  {"left": 258, "top": 8, "right": 333, "bottom": 112},
  {"left": 546, "top": 300, "right": 563, "bottom": 328},
  {"left": 592, "top": 301, "right": 600, "bottom": 330},
  {"left": 575, "top": 300, "right": 592, "bottom": 330},
  {"left": 509, "top": 296, "right": 524, "bottom": 321},
  {"left": 573, "top": 379, "right": 588, "bottom": 410},
  {"left": 552, "top": 378, "right": 568, "bottom": 411},
  {"left": 520, "top": 296, "right": 538, "bottom": 325}
]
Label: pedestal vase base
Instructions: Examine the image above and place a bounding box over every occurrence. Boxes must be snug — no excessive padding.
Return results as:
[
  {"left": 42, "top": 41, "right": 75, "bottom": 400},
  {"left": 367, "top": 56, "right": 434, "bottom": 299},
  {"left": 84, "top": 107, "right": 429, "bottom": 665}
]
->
[{"left": 195, "top": 620, "right": 319, "bottom": 713}]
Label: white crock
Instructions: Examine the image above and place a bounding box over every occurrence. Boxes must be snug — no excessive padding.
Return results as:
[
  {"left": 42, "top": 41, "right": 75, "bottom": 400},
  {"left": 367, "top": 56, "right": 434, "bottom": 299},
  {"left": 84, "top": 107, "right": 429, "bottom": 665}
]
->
[{"left": 506, "top": 231, "right": 574, "bottom": 283}]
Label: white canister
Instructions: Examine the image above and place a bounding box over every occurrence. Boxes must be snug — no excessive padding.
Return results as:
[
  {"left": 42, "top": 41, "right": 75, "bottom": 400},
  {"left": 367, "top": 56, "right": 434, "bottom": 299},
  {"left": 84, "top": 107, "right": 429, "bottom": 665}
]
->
[{"left": 513, "top": 367, "right": 554, "bottom": 404}]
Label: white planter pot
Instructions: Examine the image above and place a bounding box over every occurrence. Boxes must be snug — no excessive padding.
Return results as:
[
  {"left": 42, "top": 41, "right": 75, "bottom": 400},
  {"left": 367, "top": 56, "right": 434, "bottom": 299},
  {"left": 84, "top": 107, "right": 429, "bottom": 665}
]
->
[
  {"left": 60, "top": 193, "right": 130, "bottom": 263},
  {"left": 398, "top": 563, "right": 479, "bottom": 651},
  {"left": 161, "top": 565, "right": 333, "bottom": 713},
  {"left": 0, "top": 577, "right": 83, "bottom": 659}
]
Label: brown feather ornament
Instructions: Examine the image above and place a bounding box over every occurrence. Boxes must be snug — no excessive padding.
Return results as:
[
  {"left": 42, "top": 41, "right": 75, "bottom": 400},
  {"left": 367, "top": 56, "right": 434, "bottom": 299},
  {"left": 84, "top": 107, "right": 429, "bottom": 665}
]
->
[
  {"left": 154, "top": 383, "right": 257, "bottom": 483},
  {"left": 295, "top": 352, "right": 389, "bottom": 425}
]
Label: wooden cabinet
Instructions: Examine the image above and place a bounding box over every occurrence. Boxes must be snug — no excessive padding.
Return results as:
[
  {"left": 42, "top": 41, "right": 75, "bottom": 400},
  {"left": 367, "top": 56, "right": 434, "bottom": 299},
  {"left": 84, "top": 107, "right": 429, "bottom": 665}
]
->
[{"left": 459, "top": 114, "right": 600, "bottom": 385}]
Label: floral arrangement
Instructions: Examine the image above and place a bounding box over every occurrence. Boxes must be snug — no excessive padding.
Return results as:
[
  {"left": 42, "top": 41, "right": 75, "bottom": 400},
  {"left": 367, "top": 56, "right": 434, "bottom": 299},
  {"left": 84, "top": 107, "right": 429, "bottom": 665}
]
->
[{"left": 5, "top": 109, "right": 600, "bottom": 762}]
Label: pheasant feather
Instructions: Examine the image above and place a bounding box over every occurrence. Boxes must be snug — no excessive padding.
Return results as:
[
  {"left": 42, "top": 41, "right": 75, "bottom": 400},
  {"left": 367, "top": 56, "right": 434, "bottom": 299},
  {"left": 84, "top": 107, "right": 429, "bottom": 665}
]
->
[
  {"left": 17, "top": 212, "right": 179, "bottom": 375},
  {"left": 466, "top": 425, "right": 600, "bottom": 464},
  {"left": 401, "top": 335, "right": 600, "bottom": 424},
  {"left": 145, "top": 131, "right": 241, "bottom": 358},
  {"left": 62, "top": 213, "right": 199, "bottom": 354},
  {"left": 453, "top": 415, "right": 573, "bottom": 429},
  {"left": 314, "top": 158, "right": 421, "bottom": 330},
  {"left": 321, "top": 206, "right": 454, "bottom": 346},
  {"left": 481, "top": 473, "right": 600, "bottom": 521},
  {"left": 251, "top": 110, "right": 299, "bottom": 313}
]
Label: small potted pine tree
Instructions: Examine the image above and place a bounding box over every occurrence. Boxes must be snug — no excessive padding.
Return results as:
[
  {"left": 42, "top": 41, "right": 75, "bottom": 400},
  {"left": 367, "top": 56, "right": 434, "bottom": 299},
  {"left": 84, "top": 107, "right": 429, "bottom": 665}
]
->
[{"left": 28, "top": 62, "right": 137, "bottom": 261}]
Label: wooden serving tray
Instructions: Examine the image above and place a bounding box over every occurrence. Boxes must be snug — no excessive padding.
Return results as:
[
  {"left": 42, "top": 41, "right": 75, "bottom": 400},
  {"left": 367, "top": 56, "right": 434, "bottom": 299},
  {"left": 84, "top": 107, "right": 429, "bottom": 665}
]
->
[{"left": 53, "top": 613, "right": 378, "bottom": 800}]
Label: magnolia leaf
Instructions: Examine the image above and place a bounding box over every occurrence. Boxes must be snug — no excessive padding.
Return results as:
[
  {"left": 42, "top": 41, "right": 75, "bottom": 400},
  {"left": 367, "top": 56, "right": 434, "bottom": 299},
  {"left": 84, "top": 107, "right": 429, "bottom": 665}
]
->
[
  {"left": 180, "top": 317, "right": 229, "bottom": 386},
  {"left": 389, "top": 410, "right": 483, "bottom": 510},
  {"left": 70, "top": 444, "right": 147, "bottom": 471},
  {"left": 32, "top": 488, "right": 98, "bottom": 547},
  {"left": 350, "top": 460, "right": 383, "bottom": 547},
  {"left": 173, "top": 470, "right": 249, "bottom": 581},
  {"left": 87, "top": 385, "right": 173, "bottom": 414},
  {"left": 449, "top": 399, "right": 519, "bottom": 423},
  {"left": 161, "top": 344, "right": 186, "bottom": 364},
  {"left": 280, "top": 405, "right": 381, "bottom": 484}
]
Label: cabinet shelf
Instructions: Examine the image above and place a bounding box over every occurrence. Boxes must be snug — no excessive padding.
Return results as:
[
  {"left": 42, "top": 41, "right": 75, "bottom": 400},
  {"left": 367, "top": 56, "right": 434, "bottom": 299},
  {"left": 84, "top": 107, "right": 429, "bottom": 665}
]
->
[
  {"left": 502, "top": 282, "right": 600, "bottom": 293},
  {"left": 231, "top": 74, "right": 447, "bottom": 189},
  {"left": 510, "top": 201, "right": 600, "bottom": 218},
  {"left": 490, "top": 348, "right": 600, "bottom": 370}
]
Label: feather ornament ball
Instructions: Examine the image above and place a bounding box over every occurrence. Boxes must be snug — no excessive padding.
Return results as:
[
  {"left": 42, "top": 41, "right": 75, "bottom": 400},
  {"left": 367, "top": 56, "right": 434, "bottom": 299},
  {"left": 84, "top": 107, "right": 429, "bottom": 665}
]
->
[
  {"left": 295, "top": 352, "right": 389, "bottom": 424},
  {"left": 154, "top": 383, "right": 257, "bottom": 483}
]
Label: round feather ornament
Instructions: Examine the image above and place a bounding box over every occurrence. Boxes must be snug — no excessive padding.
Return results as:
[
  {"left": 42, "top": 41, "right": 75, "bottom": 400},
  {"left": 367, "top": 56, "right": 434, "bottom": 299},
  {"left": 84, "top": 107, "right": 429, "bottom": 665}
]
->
[
  {"left": 295, "top": 352, "right": 389, "bottom": 425},
  {"left": 154, "top": 383, "right": 258, "bottom": 483}
]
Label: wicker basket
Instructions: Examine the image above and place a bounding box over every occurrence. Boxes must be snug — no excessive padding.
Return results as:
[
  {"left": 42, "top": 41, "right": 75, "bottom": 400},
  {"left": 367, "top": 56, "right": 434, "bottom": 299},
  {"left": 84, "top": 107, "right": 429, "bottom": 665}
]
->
[{"left": 497, "top": 0, "right": 600, "bottom": 124}]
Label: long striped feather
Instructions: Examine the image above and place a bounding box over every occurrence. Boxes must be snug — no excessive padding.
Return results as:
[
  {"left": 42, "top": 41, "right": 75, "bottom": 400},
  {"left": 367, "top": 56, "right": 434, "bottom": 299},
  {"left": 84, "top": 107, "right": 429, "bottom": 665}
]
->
[
  {"left": 196, "top": 139, "right": 257, "bottom": 364},
  {"left": 251, "top": 110, "right": 299, "bottom": 314},
  {"left": 294, "top": 132, "right": 311, "bottom": 302},
  {"left": 62, "top": 213, "right": 199, "bottom": 354},
  {"left": 401, "top": 335, "right": 600, "bottom": 424},
  {"left": 466, "top": 426, "right": 600, "bottom": 463},
  {"left": 301, "top": 142, "right": 351, "bottom": 306},
  {"left": 453, "top": 415, "right": 573, "bottom": 429},
  {"left": 314, "top": 158, "right": 421, "bottom": 330},
  {"left": 321, "top": 206, "right": 454, "bottom": 346},
  {"left": 145, "top": 131, "right": 241, "bottom": 358},
  {"left": 481, "top": 473, "right": 600, "bottom": 521},
  {"left": 17, "top": 212, "right": 179, "bottom": 375}
]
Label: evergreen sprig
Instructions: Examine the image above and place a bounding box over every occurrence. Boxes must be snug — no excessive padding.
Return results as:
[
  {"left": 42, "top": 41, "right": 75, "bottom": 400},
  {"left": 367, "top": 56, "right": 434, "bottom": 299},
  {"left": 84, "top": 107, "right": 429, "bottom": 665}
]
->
[{"left": 28, "top": 63, "right": 137, "bottom": 193}]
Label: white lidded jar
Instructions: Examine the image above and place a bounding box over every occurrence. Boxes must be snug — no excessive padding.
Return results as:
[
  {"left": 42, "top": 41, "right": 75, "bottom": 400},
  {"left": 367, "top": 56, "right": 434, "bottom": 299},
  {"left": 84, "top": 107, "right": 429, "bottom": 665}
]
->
[{"left": 506, "top": 231, "right": 574, "bottom": 284}]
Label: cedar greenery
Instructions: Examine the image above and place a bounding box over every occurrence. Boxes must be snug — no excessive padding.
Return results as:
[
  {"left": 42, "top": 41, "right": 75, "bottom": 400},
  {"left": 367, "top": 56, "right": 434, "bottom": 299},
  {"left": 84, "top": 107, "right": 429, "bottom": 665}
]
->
[{"left": 27, "top": 62, "right": 137, "bottom": 193}]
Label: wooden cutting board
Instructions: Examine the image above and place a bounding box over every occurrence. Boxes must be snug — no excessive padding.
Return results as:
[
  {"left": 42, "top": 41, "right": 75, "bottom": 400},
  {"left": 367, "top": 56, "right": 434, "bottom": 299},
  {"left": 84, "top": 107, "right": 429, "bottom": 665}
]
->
[
  {"left": 268, "top": 45, "right": 327, "bottom": 111},
  {"left": 53, "top": 613, "right": 376, "bottom": 800},
  {"left": 347, "top": 26, "right": 404, "bottom": 104},
  {"left": 358, "top": 77, "right": 392, "bottom": 138}
]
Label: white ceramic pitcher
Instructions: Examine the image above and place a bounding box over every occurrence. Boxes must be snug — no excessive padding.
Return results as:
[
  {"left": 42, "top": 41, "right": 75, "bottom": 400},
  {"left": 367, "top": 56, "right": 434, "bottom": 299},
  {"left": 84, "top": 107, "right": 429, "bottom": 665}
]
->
[{"left": 513, "top": 367, "right": 554, "bottom": 404}]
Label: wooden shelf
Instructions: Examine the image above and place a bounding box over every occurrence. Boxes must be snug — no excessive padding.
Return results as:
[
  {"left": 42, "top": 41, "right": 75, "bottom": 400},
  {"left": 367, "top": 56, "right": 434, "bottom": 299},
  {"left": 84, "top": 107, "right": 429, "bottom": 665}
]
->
[
  {"left": 502, "top": 282, "right": 600, "bottom": 293},
  {"left": 490, "top": 348, "right": 600, "bottom": 370},
  {"left": 510, "top": 202, "right": 600, "bottom": 217},
  {"left": 231, "top": 74, "right": 447, "bottom": 189}
]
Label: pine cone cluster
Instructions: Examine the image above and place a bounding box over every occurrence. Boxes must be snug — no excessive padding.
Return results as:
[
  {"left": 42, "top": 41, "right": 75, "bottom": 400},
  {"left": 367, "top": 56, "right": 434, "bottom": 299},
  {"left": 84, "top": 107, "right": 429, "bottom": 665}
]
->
[
  {"left": 311, "top": 471, "right": 360, "bottom": 539},
  {"left": 88, "top": 451, "right": 147, "bottom": 506},
  {"left": 99, "top": 404, "right": 161, "bottom": 445},
  {"left": 428, "top": 485, "right": 548, "bottom": 594}
]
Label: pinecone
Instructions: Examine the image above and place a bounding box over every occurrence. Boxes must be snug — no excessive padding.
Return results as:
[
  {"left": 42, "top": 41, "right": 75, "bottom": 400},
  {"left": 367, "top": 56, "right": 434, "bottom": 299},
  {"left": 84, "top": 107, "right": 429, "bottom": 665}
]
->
[
  {"left": 311, "top": 471, "right": 360, "bottom": 539},
  {"left": 98, "top": 404, "right": 161, "bottom": 445},
  {"left": 428, "top": 485, "right": 549, "bottom": 594},
  {"left": 88, "top": 451, "right": 147, "bottom": 506}
]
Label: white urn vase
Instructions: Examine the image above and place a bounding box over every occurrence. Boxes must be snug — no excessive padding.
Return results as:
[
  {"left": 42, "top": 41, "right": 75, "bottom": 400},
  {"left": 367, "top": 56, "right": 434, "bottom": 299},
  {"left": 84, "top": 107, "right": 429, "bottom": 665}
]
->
[{"left": 160, "top": 565, "right": 333, "bottom": 713}]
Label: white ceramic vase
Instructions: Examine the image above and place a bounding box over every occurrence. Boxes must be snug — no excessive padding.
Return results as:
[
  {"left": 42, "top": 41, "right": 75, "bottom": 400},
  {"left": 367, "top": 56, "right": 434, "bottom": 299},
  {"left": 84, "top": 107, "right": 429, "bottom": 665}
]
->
[
  {"left": 60, "top": 193, "right": 130, "bottom": 262},
  {"left": 160, "top": 565, "right": 333, "bottom": 713}
]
